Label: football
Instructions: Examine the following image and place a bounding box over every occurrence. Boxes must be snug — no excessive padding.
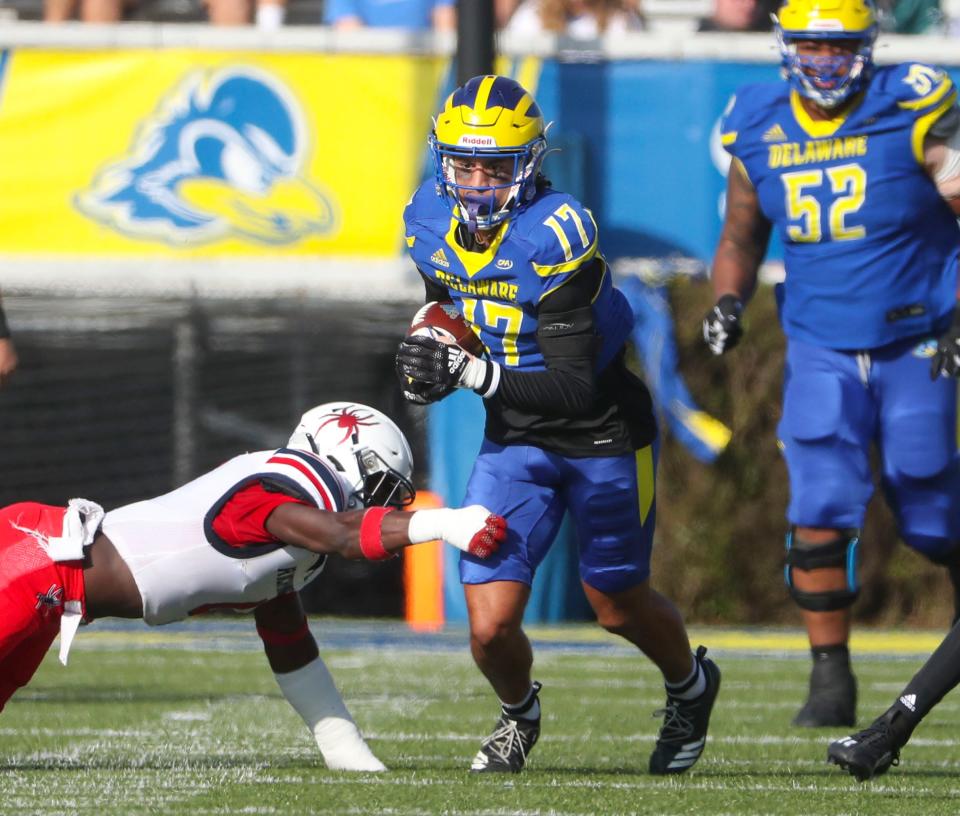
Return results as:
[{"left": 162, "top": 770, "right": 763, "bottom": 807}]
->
[{"left": 407, "top": 301, "right": 484, "bottom": 356}]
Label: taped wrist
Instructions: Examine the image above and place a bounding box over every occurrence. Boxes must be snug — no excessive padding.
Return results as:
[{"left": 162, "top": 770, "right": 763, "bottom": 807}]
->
[
  {"left": 407, "top": 508, "right": 453, "bottom": 543},
  {"left": 359, "top": 507, "right": 395, "bottom": 560},
  {"left": 784, "top": 530, "right": 860, "bottom": 611},
  {"left": 460, "top": 356, "right": 500, "bottom": 397}
]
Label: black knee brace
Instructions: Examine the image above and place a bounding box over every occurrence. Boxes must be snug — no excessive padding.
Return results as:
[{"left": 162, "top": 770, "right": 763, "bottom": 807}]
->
[{"left": 784, "top": 529, "right": 860, "bottom": 612}]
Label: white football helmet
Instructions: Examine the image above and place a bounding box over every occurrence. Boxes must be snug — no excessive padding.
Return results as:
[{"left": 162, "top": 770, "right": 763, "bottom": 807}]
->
[{"left": 287, "top": 402, "right": 415, "bottom": 509}]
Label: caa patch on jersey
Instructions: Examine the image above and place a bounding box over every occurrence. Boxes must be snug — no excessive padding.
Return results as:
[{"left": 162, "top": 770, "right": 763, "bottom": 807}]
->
[{"left": 408, "top": 301, "right": 484, "bottom": 356}]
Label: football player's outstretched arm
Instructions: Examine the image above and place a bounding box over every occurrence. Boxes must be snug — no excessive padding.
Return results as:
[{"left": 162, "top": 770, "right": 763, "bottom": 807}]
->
[
  {"left": 264, "top": 503, "right": 506, "bottom": 561},
  {"left": 254, "top": 592, "right": 387, "bottom": 771}
]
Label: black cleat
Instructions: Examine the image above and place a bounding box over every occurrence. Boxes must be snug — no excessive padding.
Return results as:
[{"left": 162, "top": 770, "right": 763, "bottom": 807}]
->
[
  {"left": 470, "top": 682, "right": 541, "bottom": 773},
  {"left": 649, "top": 646, "right": 721, "bottom": 775},
  {"left": 793, "top": 652, "right": 857, "bottom": 728},
  {"left": 827, "top": 710, "right": 903, "bottom": 781}
]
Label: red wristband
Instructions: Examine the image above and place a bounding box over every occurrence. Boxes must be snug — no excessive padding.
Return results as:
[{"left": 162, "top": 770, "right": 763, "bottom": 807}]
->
[{"left": 360, "top": 507, "right": 395, "bottom": 560}]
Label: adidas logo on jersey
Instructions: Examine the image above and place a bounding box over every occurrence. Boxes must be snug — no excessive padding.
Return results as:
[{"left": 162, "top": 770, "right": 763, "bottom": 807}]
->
[
  {"left": 431, "top": 248, "right": 450, "bottom": 268},
  {"left": 899, "top": 693, "right": 917, "bottom": 712},
  {"left": 762, "top": 124, "right": 788, "bottom": 143}
]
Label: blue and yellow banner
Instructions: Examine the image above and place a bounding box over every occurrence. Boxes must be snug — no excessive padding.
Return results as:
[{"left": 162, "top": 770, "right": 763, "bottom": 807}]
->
[{"left": 0, "top": 50, "right": 446, "bottom": 256}]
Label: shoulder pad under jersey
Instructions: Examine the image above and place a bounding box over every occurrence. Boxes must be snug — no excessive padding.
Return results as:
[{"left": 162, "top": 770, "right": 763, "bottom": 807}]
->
[
  {"left": 719, "top": 85, "right": 787, "bottom": 156},
  {"left": 511, "top": 188, "right": 599, "bottom": 279},
  {"left": 260, "top": 447, "right": 347, "bottom": 511},
  {"left": 872, "top": 63, "right": 957, "bottom": 116},
  {"left": 404, "top": 180, "right": 449, "bottom": 244}
]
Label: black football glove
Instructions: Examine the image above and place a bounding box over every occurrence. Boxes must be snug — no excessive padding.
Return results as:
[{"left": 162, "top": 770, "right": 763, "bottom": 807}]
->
[
  {"left": 703, "top": 294, "right": 745, "bottom": 356},
  {"left": 931, "top": 310, "right": 960, "bottom": 380},
  {"left": 399, "top": 377, "right": 454, "bottom": 405},
  {"left": 396, "top": 335, "right": 494, "bottom": 394}
]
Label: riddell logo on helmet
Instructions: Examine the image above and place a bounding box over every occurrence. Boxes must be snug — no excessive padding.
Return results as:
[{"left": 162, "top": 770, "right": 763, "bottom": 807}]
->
[{"left": 458, "top": 135, "right": 497, "bottom": 147}]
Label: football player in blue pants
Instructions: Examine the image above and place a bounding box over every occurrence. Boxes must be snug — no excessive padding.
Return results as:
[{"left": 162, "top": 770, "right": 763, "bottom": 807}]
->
[
  {"left": 396, "top": 75, "right": 721, "bottom": 774},
  {"left": 703, "top": 0, "right": 960, "bottom": 728}
]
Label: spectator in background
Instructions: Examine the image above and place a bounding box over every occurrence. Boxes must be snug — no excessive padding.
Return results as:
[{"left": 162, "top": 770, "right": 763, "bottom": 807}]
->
[
  {"left": 44, "top": 0, "right": 123, "bottom": 21},
  {"left": 45, "top": 0, "right": 285, "bottom": 27},
  {"left": 324, "top": 0, "right": 455, "bottom": 30},
  {"left": 204, "top": 0, "right": 288, "bottom": 27},
  {"left": 0, "top": 293, "right": 17, "bottom": 389},
  {"left": 876, "top": 0, "right": 944, "bottom": 33},
  {"left": 254, "top": 0, "right": 285, "bottom": 27},
  {"left": 503, "top": 0, "right": 645, "bottom": 36},
  {"left": 697, "top": 0, "right": 770, "bottom": 31},
  {"left": 495, "top": 0, "right": 521, "bottom": 27}
]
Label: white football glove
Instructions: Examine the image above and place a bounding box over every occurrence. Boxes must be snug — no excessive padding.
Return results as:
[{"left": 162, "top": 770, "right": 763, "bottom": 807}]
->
[{"left": 407, "top": 505, "right": 507, "bottom": 558}]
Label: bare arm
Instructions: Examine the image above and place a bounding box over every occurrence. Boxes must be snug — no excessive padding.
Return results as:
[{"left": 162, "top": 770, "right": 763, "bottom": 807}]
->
[
  {"left": 0, "top": 339, "right": 17, "bottom": 388},
  {"left": 431, "top": 1, "right": 455, "bottom": 30},
  {"left": 711, "top": 160, "right": 772, "bottom": 304},
  {"left": 264, "top": 502, "right": 506, "bottom": 560},
  {"left": 264, "top": 504, "right": 413, "bottom": 559},
  {"left": 0, "top": 294, "right": 17, "bottom": 388}
]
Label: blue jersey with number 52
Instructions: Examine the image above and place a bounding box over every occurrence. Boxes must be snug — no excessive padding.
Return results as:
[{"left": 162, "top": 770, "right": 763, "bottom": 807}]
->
[
  {"left": 404, "top": 181, "right": 633, "bottom": 371},
  {"left": 721, "top": 63, "right": 960, "bottom": 349}
]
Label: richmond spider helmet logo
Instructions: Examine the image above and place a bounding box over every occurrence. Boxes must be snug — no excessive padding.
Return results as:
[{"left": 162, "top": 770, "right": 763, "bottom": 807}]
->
[
  {"left": 76, "top": 67, "right": 336, "bottom": 246},
  {"left": 316, "top": 406, "right": 379, "bottom": 445}
]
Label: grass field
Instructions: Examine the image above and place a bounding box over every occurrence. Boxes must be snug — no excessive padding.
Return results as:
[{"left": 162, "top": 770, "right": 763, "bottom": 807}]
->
[{"left": 3, "top": 621, "right": 960, "bottom": 816}]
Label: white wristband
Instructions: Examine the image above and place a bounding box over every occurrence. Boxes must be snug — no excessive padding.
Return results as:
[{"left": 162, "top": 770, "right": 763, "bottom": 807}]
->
[{"left": 274, "top": 656, "right": 386, "bottom": 771}]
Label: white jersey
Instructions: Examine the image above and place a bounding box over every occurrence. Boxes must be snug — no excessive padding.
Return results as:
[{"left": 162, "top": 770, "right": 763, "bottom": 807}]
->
[{"left": 102, "top": 448, "right": 347, "bottom": 625}]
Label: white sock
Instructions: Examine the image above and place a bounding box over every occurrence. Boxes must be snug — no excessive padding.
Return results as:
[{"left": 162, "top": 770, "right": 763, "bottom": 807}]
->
[
  {"left": 665, "top": 655, "right": 706, "bottom": 701},
  {"left": 501, "top": 684, "right": 540, "bottom": 721},
  {"left": 274, "top": 657, "right": 387, "bottom": 772}
]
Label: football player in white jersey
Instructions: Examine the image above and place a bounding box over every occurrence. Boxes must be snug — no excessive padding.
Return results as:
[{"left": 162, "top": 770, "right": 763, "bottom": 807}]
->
[{"left": 0, "top": 401, "right": 506, "bottom": 771}]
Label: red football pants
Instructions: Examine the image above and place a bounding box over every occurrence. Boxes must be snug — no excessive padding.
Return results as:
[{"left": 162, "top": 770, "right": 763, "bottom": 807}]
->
[{"left": 0, "top": 503, "right": 85, "bottom": 712}]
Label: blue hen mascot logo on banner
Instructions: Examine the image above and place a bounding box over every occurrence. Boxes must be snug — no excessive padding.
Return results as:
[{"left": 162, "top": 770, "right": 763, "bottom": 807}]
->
[{"left": 77, "top": 67, "right": 335, "bottom": 246}]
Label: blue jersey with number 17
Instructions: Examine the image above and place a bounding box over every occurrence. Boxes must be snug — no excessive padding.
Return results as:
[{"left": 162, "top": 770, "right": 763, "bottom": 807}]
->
[
  {"left": 721, "top": 63, "right": 960, "bottom": 350},
  {"left": 403, "top": 181, "right": 633, "bottom": 372}
]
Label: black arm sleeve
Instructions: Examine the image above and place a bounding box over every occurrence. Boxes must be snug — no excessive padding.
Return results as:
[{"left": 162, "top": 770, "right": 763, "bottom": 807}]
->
[
  {"left": 420, "top": 270, "right": 451, "bottom": 304},
  {"left": 493, "top": 260, "right": 604, "bottom": 416}
]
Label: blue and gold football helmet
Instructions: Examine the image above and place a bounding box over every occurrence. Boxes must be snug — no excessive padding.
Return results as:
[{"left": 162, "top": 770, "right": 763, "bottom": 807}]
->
[
  {"left": 430, "top": 75, "right": 547, "bottom": 232},
  {"left": 775, "top": 0, "right": 878, "bottom": 108}
]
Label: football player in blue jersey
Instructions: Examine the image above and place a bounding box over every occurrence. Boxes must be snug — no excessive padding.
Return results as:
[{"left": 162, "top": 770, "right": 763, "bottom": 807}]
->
[
  {"left": 703, "top": 0, "right": 960, "bottom": 728},
  {"left": 396, "top": 75, "right": 721, "bottom": 774}
]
